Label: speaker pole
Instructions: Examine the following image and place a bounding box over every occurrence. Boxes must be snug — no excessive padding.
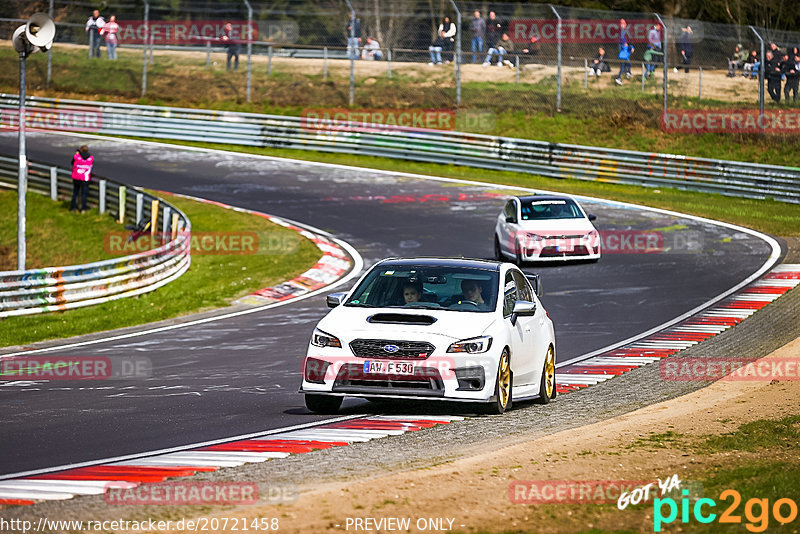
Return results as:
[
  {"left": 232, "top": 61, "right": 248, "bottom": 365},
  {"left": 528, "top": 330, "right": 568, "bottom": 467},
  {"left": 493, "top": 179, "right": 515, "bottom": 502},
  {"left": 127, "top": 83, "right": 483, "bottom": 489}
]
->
[{"left": 17, "top": 49, "right": 27, "bottom": 271}]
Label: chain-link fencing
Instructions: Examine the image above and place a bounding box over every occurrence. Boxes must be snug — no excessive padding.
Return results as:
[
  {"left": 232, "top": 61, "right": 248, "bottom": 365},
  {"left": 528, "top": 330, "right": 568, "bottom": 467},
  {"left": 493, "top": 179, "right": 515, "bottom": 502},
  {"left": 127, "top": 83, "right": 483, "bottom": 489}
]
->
[{"left": 3, "top": 1, "right": 800, "bottom": 135}]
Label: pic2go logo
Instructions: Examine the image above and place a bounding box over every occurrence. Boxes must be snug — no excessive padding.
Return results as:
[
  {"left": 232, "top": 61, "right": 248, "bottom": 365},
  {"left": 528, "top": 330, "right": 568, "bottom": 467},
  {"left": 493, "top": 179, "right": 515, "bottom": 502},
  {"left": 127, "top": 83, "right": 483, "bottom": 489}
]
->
[{"left": 653, "top": 489, "right": 798, "bottom": 532}]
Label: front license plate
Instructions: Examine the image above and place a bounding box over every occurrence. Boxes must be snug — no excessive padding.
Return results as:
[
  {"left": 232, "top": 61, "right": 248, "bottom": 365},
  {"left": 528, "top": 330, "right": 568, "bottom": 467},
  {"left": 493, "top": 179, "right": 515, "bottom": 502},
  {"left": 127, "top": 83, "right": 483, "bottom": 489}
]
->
[
  {"left": 363, "top": 361, "right": 415, "bottom": 375},
  {"left": 556, "top": 243, "right": 574, "bottom": 252}
]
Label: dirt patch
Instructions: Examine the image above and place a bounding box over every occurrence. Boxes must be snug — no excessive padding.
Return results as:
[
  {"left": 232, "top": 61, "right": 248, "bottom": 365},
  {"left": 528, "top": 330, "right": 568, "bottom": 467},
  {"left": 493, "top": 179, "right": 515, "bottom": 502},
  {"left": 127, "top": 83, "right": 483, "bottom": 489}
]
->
[{"left": 182, "top": 336, "right": 800, "bottom": 534}]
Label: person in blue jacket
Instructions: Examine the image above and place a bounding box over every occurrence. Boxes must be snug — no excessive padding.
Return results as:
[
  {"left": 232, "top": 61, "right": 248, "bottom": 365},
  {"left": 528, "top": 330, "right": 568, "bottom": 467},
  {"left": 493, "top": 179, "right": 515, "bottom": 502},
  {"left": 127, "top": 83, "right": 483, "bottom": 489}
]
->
[{"left": 615, "top": 42, "right": 634, "bottom": 85}]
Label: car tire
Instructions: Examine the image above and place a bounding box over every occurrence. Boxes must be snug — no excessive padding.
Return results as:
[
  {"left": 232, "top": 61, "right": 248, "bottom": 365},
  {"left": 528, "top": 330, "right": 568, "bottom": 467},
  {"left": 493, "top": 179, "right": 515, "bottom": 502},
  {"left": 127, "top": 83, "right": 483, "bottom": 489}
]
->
[
  {"left": 305, "top": 394, "right": 343, "bottom": 414},
  {"left": 535, "top": 346, "right": 556, "bottom": 404},
  {"left": 494, "top": 235, "right": 504, "bottom": 261},
  {"left": 487, "top": 349, "right": 513, "bottom": 414}
]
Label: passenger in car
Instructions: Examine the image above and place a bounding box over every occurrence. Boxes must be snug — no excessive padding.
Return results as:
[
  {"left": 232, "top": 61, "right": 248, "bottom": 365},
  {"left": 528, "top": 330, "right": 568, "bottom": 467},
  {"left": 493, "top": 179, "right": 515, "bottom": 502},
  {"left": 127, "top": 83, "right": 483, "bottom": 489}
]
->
[{"left": 403, "top": 282, "right": 423, "bottom": 305}]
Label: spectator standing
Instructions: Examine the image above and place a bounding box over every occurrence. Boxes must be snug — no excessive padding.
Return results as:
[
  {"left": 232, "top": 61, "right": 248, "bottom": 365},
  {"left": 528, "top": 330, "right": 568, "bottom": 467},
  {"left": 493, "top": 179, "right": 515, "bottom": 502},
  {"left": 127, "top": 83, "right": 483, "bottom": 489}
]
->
[
  {"left": 362, "top": 37, "right": 382, "bottom": 60},
  {"left": 101, "top": 15, "right": 119, "bottom": 60},
  {"left": 85, "top": 10, "right": 105, "bottom": 59},
  {"left": 221, "top": 22, "right": 240, "bottom": 70},
  {"left": 347, "top": 13, "right": 362, "bottom": 60},
  {"left": 590, "top": 47, "right": 609, "bottom": 77},
  {"left": 675, "top": 26, "right": 693, "bottom": 73},
  {"left": 439, "top": 16, "right": 456, "bottom": 63},
  {"left": 615, "top": 41, "right": 634, "bottom": 85},
  {"left": 470, "top": 10, "right": 486, "bottom": 64},
  {"left": 648, "top": 24, "right": 662, "bottom": 51},
  {"left": 643, "top": 46, "right": 662, "bottom": 78},
  {"left": 70, "top": 146, "right": 93, "bottom": 213},
  {"left": 765, "top": 50, "right": 782, "bottom": 103},
  {"left": 785, "top": 53, "right": 800, "bottom": 102},
  {"left": 727, "top": 44, "right": 747, "bottom": 77}
]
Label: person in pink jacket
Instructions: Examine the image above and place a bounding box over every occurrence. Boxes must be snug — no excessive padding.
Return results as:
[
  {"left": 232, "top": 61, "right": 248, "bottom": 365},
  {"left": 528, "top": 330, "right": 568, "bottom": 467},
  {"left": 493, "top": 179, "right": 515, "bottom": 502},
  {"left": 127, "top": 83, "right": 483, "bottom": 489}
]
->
[
  {"left": 71, "top": 145, "right": 93, "bottom": 213},
  {"left": 101, "top": 15, "right": 119, "bottom": 60}
]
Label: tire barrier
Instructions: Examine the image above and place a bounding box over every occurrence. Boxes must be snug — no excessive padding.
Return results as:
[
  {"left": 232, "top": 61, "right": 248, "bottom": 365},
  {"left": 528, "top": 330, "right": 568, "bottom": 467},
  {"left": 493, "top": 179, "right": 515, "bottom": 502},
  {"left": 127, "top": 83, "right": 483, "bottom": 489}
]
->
[
  {"left": 1, "top": 94, "right": 799, "bottom": 203},
  {"left": 0, "top": 156, "right": 190, "bottom": 317}
]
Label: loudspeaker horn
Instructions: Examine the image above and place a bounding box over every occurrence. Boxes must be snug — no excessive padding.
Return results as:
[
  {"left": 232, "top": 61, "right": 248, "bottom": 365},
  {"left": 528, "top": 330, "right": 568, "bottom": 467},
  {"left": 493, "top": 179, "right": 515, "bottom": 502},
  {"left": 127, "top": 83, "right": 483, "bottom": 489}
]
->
[
  {"left": 12, "top": 25, "right": 30, "bottom": 54},
  {"left": 25, "top": 13, "right": 56, "bottom": 50}
]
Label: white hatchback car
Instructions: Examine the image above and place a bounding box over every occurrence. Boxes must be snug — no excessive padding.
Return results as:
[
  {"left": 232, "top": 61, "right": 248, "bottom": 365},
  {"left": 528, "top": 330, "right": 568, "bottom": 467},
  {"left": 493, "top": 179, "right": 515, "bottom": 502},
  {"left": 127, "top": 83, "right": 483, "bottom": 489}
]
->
[
  {"left": 494, "top": 195, "right": 601, "bottom": 263},
  {"left": 300, "top": 258, "right": 556, "bottom": 414}
]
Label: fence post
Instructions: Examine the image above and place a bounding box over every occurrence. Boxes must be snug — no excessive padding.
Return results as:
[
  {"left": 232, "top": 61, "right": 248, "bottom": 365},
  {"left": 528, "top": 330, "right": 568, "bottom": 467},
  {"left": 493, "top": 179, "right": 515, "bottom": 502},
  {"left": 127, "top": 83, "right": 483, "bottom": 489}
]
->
[
  {"left": 344, "top": 0, "right": 356, "bottom": 106},
  {"left": 584, "top": 58, "right": 588, "bottom": 89},
  {"left": 749, "top": 26, "right": 765, "bottom": 127},
  {"left": 323, "top": 47, "right": 328, "bottom": 80},
  {"left": 449, "top": 0, "right": 461, "bottom": 106},
  {"left": 549, "top": 5, "right": 562, "bottom": 111},
  {"left": 46, "top": 0, "right": 53, "bottom": 89},
  {"left": 268, "top": 46, "right": 273, "bottom": 77},
  {"left": 141, "top": 1, "right": 149, "bottom": 98},
  {"left": 387, "top": 49, "right": 392, "bottom": 79},
  {"left": 136, "top": 193, "right": 143, "bottom": 224},
  {"left": 50, "top": 167, "right": 57, "bottom": 200},
  {"left": 641, "top": 62, "right": 646, "bottom": 91},
  {"left": 654, "top": 13, "right": 668, "bottom": 120},
  {"left": 698, "top": 66, "right": 702, "bottom": 99},
  {"left": 206, "top": 41, "right": 211, "bottom": 69},
  {"left": 118, "top": 186, "right": 126, "bottom": 224},
  {"left": 517, "top": 55, "right": 521, "bottom": 84},
  {"left": 99, "top": 179, "right": 106, "bottom": 214},
  {"left": 243, "top": 0, "right": 253, "bottom": 103}
]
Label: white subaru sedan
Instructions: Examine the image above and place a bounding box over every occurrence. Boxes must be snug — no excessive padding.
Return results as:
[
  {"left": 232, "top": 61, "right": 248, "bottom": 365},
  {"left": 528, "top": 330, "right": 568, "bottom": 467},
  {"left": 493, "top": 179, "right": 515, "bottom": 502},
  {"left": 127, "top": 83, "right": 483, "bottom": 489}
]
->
[
  {"left": 300, "top": 258, "right": 556, "bottom": 414},
  {"left": 494, "top": 195, "right": 601, "bottom": 263}
]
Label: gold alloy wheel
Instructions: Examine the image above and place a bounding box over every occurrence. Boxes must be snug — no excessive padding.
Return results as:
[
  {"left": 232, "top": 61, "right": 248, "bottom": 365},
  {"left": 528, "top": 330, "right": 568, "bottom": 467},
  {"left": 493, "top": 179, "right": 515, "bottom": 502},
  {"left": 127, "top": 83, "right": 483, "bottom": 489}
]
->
[
  {"left": 498, "top": 351, "right": 512, "bottom": 409},
  {"left": 544, "top": 346, "right": 555, "bottom": 399}
]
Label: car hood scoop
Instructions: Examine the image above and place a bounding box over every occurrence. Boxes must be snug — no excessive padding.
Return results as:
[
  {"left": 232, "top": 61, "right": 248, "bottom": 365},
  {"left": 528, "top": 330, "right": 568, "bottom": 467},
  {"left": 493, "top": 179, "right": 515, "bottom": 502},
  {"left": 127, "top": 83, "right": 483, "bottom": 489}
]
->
[{"left": 367, "top": 313, "right": 437, "bottom": 326}]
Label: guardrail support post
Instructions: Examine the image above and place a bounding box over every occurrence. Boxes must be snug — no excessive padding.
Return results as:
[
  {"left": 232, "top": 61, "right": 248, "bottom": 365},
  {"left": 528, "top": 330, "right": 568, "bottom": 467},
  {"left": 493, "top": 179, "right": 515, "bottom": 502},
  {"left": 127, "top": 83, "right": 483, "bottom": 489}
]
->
[
  {"left": 150, "top": 199, "right": 159, "bottom": 238},
  {"left": 99, "top": 179, "right": 106, "bottom": 214},
  {"left": 387, "top": 49, "right": 392, "bottom": 79},
  {"left": 171, "top": 212, "right": 179, "bottom": 240},
  {"left": 323, "top": 47, "right": 328, "bottom": 80},
  {"left": 118, "top": 186, "right": 126, "bottom": 224},
  {"left": 136, "top": 193, "right": 143, "bottom": 224},
  {"left": 268, "top": 46, "right": 273, "bottom": 77},
  {"left": 50, "top": 167, "right": 57, "bottom": 200}
]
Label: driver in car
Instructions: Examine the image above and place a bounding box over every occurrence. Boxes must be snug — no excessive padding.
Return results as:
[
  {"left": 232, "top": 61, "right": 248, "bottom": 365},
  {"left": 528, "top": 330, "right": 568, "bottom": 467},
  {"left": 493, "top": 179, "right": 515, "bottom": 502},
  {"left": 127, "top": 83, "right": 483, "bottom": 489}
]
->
[
  {"left": 458, "top": 279, "right": 487, "bottom": 309},
  {"left": 403, "top": 282, "right": 423, "bottom": 305}
]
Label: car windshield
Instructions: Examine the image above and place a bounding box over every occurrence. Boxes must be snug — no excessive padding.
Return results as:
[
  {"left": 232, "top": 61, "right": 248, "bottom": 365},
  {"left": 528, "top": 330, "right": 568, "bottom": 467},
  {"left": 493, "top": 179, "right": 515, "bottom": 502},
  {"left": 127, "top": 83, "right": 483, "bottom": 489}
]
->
[
  {"left": 345, "top": 265, "right": 498, "bottom": 312},
  {"left": 521, "top": 198, "right": 584, "bottom": 220}
]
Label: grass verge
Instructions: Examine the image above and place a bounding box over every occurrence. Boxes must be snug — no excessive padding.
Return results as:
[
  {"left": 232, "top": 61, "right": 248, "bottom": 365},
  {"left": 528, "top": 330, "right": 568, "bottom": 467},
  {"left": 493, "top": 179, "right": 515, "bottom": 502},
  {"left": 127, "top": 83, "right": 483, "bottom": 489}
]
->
[{"left": 0, "top": 191, "right": 322, "bottom": 348}]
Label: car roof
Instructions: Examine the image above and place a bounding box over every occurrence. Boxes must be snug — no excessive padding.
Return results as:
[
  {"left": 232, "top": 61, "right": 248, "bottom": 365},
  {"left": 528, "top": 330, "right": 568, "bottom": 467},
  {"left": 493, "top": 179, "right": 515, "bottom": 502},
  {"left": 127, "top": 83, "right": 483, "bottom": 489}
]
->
[
  {"left": 514, "top": 194, "right": 576, "bottom": 203},
  {"left": 376, "top": 257, "right": 502, "bottom": 271}
]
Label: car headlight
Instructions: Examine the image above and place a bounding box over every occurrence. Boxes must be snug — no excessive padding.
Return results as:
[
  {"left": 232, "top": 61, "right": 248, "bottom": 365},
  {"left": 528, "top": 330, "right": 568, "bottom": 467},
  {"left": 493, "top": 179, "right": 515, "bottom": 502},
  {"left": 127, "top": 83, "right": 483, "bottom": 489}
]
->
[
  {"left": 447, "top": 336, "right": 493, "bottom": 354},
  {"left": 310, "top": 328, "right": 342, "bottom": 348}
]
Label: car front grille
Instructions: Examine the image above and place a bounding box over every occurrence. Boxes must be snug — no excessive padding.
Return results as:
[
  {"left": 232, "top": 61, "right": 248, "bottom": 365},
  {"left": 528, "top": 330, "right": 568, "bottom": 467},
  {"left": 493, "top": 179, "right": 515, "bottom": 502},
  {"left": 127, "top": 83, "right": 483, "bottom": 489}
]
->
[
  {"left": 539, "top": 245, "right": 591, "bottom": 257},
  {"left": 349, "top": 339, "right": 435, "bottom": 359}
]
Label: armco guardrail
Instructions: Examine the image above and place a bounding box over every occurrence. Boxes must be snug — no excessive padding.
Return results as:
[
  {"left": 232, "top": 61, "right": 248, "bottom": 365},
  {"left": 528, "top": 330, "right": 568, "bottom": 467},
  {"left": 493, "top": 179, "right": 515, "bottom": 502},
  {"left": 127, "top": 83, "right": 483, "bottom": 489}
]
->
[
  {"left": 0, "top": 155, "right": 191, "bottom": 317},
  {"left": 1, "top": 94, "right": 799, "bottom": 204}
]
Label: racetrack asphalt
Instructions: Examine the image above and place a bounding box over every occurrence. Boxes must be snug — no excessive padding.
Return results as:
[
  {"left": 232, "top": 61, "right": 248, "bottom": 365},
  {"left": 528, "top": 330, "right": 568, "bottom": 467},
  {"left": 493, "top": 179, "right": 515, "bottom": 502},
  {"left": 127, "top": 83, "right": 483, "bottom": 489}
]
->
[{"left": 0, "top": 132, "right": 776, "bottom": 476}]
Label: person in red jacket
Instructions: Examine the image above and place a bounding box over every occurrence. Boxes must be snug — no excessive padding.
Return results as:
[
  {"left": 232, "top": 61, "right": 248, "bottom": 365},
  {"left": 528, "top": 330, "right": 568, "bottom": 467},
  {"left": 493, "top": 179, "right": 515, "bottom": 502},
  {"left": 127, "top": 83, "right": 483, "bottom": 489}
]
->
[{"left": 70, "top": 145, "right": 93, "bottom": 213}]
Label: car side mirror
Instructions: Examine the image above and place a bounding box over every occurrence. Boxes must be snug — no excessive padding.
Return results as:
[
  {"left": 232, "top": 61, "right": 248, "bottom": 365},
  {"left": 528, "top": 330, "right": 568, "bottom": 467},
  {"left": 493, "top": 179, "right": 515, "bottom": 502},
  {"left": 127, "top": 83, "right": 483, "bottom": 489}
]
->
[
  {"left": 505, "top": 216, "right": 517, "bottom": 224},
  {"left": 326, "top": 292, "right": 347, "bottom": 308},
  {"left": 525, "top": 273, "right": 543, "bottom": 297},
  {"left": 587, "top": 214, "right": 597, "bottom": 222},
  {"left": 510, "top": 300, "right": 537, "bottom": 326}
]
